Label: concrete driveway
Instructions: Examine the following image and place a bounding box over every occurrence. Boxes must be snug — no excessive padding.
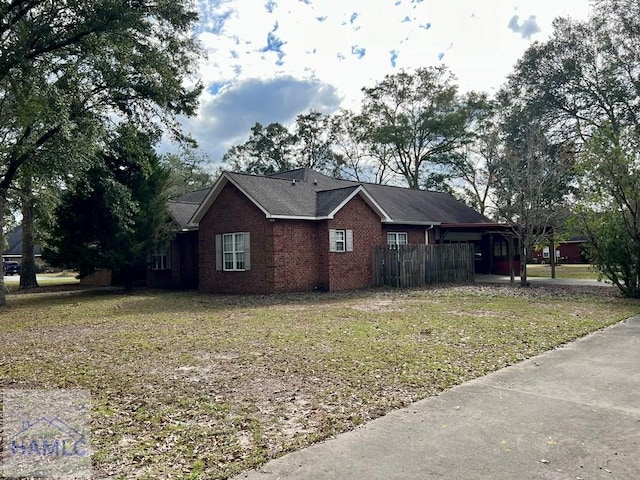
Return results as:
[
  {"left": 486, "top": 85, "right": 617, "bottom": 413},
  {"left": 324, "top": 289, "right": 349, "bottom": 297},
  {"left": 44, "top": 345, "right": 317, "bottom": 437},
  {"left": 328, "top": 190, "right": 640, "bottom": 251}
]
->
[
  {"left": 234, "top": 316, "right": 640, "bottom": 480},
  {"left": 475, "top": 273, "right": 613, "bottom": 288}
]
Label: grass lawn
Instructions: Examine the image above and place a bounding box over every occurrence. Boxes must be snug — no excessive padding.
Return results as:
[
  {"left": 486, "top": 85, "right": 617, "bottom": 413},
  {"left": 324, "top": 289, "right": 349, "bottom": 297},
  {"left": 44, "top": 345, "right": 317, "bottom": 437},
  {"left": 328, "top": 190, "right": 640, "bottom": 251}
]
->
[
  {"left": 3, "top": 271, "right": 80, "bottom": 293},
  {"left": 0, "top": 285, "right": 638, "bottom": 479},
  {"left": 526, "top": 263, "right": 601, "bottom": 280}
]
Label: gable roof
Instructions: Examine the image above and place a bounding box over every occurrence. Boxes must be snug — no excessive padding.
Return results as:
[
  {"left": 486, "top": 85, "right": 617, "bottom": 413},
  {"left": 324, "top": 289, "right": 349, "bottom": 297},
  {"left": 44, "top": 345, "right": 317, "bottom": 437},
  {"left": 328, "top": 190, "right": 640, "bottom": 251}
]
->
[
  {"left": 188, "top": 168, "right": 492, "bottom": 227},
  {"left": 168, "top": 188, "right": 212, "bottom": 230},
  {"left": 3, "top": 225, "right": 42, "bottom": 258}
]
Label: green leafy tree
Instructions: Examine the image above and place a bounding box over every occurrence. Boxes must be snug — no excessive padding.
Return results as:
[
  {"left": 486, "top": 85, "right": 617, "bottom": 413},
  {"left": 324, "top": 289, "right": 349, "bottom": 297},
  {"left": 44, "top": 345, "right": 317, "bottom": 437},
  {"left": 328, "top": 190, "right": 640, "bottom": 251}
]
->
[
  {"left": 361, "top": 66, "right": 477, "bottom": 189},
  {"left": 293, "top": 110, "right": 338, "bottom": 172},
  {"left": 222, "top": 122, "right": 295, "bottom": 175},
  {"left": 576, "top": 126, "right": 640, "bottom": 297},
  {"left": 0, "top": 0, "right": 202, "bottom": 304},
  {"left": 161, "top": 149, "right": 215, "bottom": 199},
  {"left": 505, "top": 0, "right": 640, "bottom": 141},
  {"left": 504, "top": 0, "right": 640, "bottom": 295},
  {"left": 43, "top": 126, "right": 170, "bottom": 283},
  {"left": 493, "top": 111, "right": 576, "bottom": 286},
  {"left": 449, "top": 97, "right": 500, "bottom": 216},
  {"left": 329, "top": 109, "right": 392, "bottom": 183}
]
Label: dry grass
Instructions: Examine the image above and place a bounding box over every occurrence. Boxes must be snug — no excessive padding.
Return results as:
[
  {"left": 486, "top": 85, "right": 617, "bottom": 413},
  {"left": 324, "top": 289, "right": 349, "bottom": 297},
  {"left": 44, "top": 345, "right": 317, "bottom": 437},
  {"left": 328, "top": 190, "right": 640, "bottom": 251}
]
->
[
  {"left": 3, "top": 271, "right": 80, "bottom": 293},
  {"left": 0, "top": 285, "right": 638, "bottom": 479},
  {"left": 526, "top": 263, "right": 600, "bottom": 280}
]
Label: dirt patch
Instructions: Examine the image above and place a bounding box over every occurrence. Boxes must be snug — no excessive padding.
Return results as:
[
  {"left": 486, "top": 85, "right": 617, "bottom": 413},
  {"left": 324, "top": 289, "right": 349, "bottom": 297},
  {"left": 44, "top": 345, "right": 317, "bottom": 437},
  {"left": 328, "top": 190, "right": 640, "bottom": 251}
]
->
[{"left": 0, "top": 285, "right": 637, "bottom": 479}]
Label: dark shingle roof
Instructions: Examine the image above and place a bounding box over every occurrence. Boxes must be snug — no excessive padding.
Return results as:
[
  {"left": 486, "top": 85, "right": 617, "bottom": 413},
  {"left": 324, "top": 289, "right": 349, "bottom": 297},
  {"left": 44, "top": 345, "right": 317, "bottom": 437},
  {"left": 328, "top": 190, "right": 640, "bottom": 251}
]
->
[
  {"left": 228, "top": 172, "right": 320, "bottom": 217},
  {"left": 175, "top": 188, "right": 212, "bottom": 204},
  {"left": 361, "top": 183, "right": 490, "bottom": 224},
  {"left": 169, "top": 188, "right": 212, "bottom": 229},
  {"left": 3, "top": 225, "right": 42, "bottom": 257},
  {"left": 252, "top": 168, "right": 489, "bottom": 224},
  {"left": 189, "top": 168, "right": 492, "bottom": 226},
  {"left": 316, "top": 186, "right": 361, "bottom": 217}
]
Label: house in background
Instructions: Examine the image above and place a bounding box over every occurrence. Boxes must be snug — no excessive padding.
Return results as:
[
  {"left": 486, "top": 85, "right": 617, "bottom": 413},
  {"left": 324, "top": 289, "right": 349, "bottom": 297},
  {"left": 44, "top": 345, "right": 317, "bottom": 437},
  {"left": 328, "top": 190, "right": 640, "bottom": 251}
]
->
[
  {"left": 2, "top": 225, "right": 42, "bottom": 263},
  {"left": 531, "top": 237, "right": 589, "bottom": 264},
  {"left": 149, "top": 168, "right": 518, "bottom": 293}
]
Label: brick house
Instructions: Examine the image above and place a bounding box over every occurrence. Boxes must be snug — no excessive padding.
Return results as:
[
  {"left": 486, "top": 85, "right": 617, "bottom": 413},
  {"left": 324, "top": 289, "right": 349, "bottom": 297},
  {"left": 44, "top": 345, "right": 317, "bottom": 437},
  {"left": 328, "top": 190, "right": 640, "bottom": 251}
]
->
[
  {"left": 531, "top": 237, "right": 589, "bottom": 264},
  {"left": 149, "top": 168, "right": 517, "bottom": 292}
]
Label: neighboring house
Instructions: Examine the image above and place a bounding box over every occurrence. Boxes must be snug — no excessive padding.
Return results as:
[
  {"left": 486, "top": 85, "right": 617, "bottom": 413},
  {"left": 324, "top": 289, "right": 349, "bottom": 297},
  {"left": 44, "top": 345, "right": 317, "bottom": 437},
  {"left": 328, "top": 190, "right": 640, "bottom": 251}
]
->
[
  {"left": 149, "top": 168, "right": 518, "bottom": 293},
  {"left": 2, "top": 225, "right": 42, "bottom": 263},
  {"left": 531, "top": 237, "right": 589, "bottom": 264}
]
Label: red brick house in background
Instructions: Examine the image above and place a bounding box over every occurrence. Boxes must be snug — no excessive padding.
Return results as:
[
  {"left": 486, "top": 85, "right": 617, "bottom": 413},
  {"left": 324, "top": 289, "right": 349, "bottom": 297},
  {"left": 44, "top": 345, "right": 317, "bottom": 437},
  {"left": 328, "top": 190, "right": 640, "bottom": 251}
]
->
[
  {"left": 148, "top": 168, "right": 518, "bottom": 293},
  {"left": 531, "top": 237, "right": 589, "bottom": 264}
]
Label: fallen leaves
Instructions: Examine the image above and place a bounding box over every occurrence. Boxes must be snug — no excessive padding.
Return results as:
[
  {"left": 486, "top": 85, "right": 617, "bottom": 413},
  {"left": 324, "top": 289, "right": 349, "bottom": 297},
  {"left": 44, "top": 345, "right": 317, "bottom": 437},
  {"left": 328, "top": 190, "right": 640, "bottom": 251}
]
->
[{"left": 0, "top": 284, "right": 638, "bottom": 479}]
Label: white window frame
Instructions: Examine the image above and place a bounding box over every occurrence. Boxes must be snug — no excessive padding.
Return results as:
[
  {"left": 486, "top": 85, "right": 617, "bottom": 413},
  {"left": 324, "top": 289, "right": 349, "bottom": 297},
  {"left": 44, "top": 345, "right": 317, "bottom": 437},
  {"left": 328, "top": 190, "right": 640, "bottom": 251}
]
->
[
  {"left": 150, "top": 245, "right": 170, "bottom": 271},
  {"left": 216, "top": 232, "right": 251, "bottom": 271},
  {"left": 150, "top": 254, "right": 170, "bottom": 271},
  {"left": 387, "top": 232, "right": 408, "bottom": 247},
  {"left": 329, "top": 229, "right": 353, "bottom": 252}
]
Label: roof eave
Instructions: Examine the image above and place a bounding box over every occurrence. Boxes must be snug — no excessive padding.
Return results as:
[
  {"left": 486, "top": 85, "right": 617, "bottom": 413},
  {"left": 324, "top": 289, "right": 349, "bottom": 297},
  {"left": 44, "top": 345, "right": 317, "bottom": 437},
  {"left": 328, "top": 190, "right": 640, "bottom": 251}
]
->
[
  {"left": 382, "top": 220, "right": 442, "bottom": 226},
  {"left": 188, "top": 173, "right": 272, "bottom": 227},
  {"left": 326, "top": 186, "right": 392, "bottom": 222},
  {"left": 440, "top": 222, "right": 512, "bottom": 228}
]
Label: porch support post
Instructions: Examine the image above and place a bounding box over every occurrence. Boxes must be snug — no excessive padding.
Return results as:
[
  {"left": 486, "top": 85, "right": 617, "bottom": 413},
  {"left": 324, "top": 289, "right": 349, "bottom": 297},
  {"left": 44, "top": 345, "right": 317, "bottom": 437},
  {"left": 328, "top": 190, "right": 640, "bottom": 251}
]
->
[{"left": 508, "top": 235, "right": 515, "bottom": 285}]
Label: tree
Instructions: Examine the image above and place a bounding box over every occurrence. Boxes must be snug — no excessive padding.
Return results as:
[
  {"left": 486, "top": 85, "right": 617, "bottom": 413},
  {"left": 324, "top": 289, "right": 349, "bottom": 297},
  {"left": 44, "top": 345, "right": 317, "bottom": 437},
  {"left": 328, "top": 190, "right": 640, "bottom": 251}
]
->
[
  {"left": 504, "top": 0, "right": 640, "bottom": 295},
  {"left": 576, "top": 126, "right": 640, "bottom": 297},
  {"left": 361, "top": 66, "right": 476, "bottom": 189},
  {"left": 292, "top": 110, "right": 338, "bottom": 172},
  {"left": 329, "top": 109, "right": 393, "bottom": 183},
  {"left": 448, "top": 98, "right": 500, "bottom": 216},
  {"left": 43, "top": 125, "right": 170, "bottom": 283},
  {"left": 18, "top": 175, "right": 38, "bottom": 290},
  {"left": 505, "top": 0, "right": 640, "bottom": 142},
  {"left": 222, "top": 122, "right": 295, "bottom": 175},
  {"left": 493, "top": 115, "right": 575, "bottom": 286},
  {"left": 161, "top": 149, "right": 215, "bottom": 199},
  {"left": 0, "top": 0, "right": 202, "bottom": 304}
]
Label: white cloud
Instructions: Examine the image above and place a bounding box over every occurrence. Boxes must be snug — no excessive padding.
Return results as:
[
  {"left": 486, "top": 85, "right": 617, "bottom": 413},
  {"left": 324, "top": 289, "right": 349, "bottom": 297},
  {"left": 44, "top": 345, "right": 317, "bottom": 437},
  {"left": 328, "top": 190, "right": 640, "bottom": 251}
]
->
[
  {"left": 179, "top": 0, "right": 594, "bottom": 164},
  {"left": 178, "top": 76, "right": 341, "bottom": 162}
]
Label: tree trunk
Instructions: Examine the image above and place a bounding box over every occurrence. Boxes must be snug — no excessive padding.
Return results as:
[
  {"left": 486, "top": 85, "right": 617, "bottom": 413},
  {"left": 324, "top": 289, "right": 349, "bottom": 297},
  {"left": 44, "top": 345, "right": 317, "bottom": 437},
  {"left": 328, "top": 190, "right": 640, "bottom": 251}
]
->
[
  {"left": 550, "top": 235, "right": 556, "bottom": 279},
  {"left": 20, "top": 178, "right": 38, "bottom": 290},
  {"left": 0, "top": 190, "right": 7, "bottom": 306},
  {"left": 520, "top": 239, "right": 529, "bottom": 287}
]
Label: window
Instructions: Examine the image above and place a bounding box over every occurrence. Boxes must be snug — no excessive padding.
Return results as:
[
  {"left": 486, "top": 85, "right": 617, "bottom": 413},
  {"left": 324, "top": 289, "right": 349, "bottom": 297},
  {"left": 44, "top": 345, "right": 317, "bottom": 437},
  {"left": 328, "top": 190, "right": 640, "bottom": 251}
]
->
[
  {"left": 223, "top": 233, "right": 245, "bottom": 271},
  {"left": 216, "top": 232, "right": 251, "bottom": 271},
  {"left": 387, "top": 232, "right": 408, "bottom": 247},
  {"left": 493, "top": 239, "right": 508, "bottom": 259},
  {"left": 329, "top": 229, "right": 353, "bottom": 252},
  {"left": 151, "top": 254, "right": 170, "bottom": 270},
  {"left": 335, "top": 230, "right": 345, "bottom": 252},
  {"left": 150, "top": 245, "right": 170, "bottom": 270}
]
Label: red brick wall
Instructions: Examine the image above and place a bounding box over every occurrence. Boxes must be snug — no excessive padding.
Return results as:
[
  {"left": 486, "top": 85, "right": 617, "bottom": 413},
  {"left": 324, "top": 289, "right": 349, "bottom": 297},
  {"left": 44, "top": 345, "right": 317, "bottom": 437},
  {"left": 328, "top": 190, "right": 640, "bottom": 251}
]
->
[
  {"left": 199, "top": 183, "right": 275, "bottom": 294},
  {"left": 198, "top": 185, "right": 385, "bottom": 294},
  {"left": 559, "top": 243, "right": 586, "bottom": 264},
  {"left": 272, "top": 220, "right": 321, "bottom": 292},
  {"left": 325, "top": 194, "right": 384, "bottom": 291},
  {"left": 532, "top": 242, "right": 587, "bottom": 264}
]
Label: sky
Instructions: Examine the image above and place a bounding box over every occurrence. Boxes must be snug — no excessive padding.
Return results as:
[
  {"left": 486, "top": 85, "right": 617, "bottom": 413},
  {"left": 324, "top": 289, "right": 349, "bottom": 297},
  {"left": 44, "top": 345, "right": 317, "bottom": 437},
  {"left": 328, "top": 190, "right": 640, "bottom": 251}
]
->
[{"left": 176, "top": 0, "right": 594, "bottom": 164}]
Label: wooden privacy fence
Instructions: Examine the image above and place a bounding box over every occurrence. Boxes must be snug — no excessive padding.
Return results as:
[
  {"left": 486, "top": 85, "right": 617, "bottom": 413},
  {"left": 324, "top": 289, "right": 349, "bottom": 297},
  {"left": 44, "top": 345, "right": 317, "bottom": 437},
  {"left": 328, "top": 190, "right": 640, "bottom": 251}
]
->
[{"left": 373, "top": 244, "right": 474, "bottom": 288}]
